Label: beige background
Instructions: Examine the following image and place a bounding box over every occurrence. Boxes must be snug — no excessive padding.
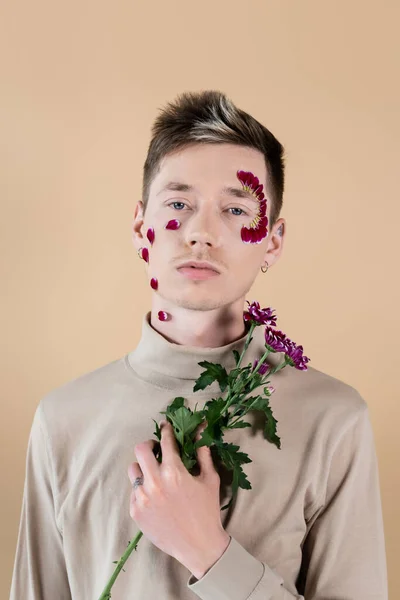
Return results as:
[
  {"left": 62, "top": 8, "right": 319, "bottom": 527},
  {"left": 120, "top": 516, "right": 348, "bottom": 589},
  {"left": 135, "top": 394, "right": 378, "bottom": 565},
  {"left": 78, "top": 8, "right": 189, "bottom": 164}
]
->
[{"left": 1, "top": 0, "right": 399, "bottom": 596}]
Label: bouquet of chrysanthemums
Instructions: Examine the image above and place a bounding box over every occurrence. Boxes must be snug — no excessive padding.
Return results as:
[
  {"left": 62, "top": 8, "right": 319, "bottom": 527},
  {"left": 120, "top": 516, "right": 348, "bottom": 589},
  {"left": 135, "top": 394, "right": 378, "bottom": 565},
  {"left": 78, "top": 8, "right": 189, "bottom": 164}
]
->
[{"left": 97, "top": 300, "right": 310, "bottom": 599}]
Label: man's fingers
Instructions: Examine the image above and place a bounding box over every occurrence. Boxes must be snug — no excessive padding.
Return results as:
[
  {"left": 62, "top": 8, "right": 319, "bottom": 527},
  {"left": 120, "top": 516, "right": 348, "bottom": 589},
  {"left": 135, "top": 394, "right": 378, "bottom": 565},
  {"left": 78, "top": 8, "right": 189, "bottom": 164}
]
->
[
  {"left": 159, "top": 420, "right": 182, "bottom": 466},
  {"left": 133, "top": 439, "right": 159, "bottom": 481}
]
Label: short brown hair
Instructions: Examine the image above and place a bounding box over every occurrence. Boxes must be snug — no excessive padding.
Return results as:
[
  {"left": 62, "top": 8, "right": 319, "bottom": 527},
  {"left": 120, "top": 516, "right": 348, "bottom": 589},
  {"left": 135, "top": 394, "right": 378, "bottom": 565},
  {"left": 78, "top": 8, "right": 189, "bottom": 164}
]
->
[{"left": 142, "top": 90, "right": 285, "bottom": 231}]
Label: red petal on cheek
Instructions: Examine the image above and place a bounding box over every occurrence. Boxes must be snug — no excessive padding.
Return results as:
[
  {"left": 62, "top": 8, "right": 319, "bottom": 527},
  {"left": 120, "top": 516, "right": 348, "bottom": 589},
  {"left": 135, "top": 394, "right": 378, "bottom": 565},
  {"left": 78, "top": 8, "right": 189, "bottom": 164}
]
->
[
  {"left": 141, "top": 247, "right": 149, "bottom": 262},
  {"left": 146, "top": 227, "right": 155, "bottom": 245},
  {"left": 164, "top": 219, "right": 181, "bottom": 230}
]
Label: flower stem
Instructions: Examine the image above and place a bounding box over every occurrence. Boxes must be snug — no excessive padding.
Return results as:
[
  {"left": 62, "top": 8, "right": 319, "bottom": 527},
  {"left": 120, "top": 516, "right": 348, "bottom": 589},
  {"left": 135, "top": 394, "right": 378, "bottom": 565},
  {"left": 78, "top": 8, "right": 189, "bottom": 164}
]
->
[
  {"left": 220, "top": 323, "right": 257, "bottom": 415},
  {"left": 97, "top": 530, "right": 144, "bottom": 600},
  {"left": 236, "top": 322, "right": 257, "bottom": 369},
  {"left": 226, "top": 354, "right": 289, "bottom": 428},
  {"left": 222, "top": 343, "right": 271, "bottom": 415}
]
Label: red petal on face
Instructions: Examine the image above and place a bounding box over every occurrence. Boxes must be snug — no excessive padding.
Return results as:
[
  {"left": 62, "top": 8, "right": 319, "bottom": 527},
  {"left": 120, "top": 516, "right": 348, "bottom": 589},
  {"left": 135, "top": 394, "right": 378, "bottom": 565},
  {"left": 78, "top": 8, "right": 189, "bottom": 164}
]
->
[
  {"left": 237, "top": 170, "right": 264, "bottom": 197},
  {"left": 236, "top": 170, "right": 246, "bottom": 184},
  {"left": 141, "top": 247, "right": 149, "bottom": 263},
  {"left": 241, "top": 223, "right": 268, "bottom": 244},
  {"left": 259, "top": 199, "right": 267, "bottom": 213},
  {"left": 245, "top": 172, "right": 254, "bottom": 187},
  {"left": 258, "top": 206, "right": 266, "bottom": 219},
  {"left": 241, "top": 226, "right": 253, "bottom": 243},
  {"left": 146, "top": 227, "right": 155, "bottom": 245},
  {"left": 150, "top": 278, "right": 158, "bottom": 290},
  {"left": 164, "top": 219, "right": 181, "bottom": 230},
  {"left": 250, "top": 175, "right": 259, "bottom": 189},
  {"left": 237, "top": 170, "right": 251, "bottom": 187},
  {"left": 257, "top": 229, "right": 268, "bottom": 242},
  {"left": 254, "top": 222, "right": 268, "bottom": 242},
  {"left": 158, "top": 310, "right": 168, "bottom": 321}
]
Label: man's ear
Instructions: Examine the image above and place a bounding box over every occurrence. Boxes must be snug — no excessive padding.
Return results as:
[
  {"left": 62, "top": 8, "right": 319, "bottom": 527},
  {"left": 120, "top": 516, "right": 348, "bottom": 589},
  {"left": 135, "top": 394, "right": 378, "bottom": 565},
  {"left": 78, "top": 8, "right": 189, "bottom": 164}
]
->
[
  {"left": 262, "top": 218, "right": 286, "bottom": 268},
  {"left": 132, "top": 201, "right": 145, "bottom": 251}
]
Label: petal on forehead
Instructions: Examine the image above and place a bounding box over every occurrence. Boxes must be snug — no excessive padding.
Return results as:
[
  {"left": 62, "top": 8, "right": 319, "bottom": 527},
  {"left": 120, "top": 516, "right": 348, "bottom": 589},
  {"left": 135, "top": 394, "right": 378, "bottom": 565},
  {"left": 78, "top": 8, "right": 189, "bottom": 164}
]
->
[{"left": 236, "top": 170, "right": 264, "bottom": 196}]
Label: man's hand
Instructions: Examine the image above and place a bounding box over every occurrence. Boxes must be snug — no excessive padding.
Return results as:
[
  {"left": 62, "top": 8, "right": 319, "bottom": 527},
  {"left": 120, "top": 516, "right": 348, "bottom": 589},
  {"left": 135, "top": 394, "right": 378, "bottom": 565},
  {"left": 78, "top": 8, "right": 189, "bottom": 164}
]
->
[{"left": 127, "top": 420, "right": 231, "bottom": 579}]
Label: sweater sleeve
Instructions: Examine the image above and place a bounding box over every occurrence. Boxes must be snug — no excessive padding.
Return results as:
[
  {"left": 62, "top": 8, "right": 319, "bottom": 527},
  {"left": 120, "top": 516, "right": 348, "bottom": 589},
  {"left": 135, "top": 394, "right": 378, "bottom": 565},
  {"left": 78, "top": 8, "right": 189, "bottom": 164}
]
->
[
  {"left": 9, "top": 403, "right": 72, "bottom": 600},
  {"left": 186, "top": 405, "right": 388, "bottom": 600}
]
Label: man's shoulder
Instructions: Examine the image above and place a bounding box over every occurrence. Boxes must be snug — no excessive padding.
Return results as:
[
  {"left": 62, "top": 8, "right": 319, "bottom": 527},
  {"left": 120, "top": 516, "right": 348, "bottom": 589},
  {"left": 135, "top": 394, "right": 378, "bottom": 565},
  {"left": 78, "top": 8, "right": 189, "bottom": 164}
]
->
[
  {"left": 277, "top": 360, "right": 368, "bottom": 423},
  {"left": 37, "top": 354, "right": 131, "bottom": 425}
]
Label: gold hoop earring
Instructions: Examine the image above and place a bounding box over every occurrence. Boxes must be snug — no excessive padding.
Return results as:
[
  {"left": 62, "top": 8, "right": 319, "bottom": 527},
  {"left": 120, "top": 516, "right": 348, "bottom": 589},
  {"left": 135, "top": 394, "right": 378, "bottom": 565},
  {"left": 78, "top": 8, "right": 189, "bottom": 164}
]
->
[{"left": 261, "top": 262, "right": 269, "bottom": 273}]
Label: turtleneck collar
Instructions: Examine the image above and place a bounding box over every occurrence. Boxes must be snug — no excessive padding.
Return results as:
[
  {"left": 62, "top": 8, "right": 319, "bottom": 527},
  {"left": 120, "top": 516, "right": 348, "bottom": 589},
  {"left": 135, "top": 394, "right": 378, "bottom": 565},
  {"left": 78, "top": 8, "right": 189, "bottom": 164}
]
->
[{"left": 126, "top": 311, "right": 283, "bottom": 395}]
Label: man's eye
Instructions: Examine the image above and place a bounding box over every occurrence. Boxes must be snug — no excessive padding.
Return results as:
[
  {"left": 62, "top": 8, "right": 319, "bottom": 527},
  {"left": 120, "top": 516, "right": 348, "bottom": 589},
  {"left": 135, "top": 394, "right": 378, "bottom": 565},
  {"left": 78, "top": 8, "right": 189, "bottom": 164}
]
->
[
  {"left": 168, "top": 201, "right": 187, "bottom": 210},
  {"left": 167, "top": 202, "right": 247, "bottom": 216},
  {"left": 228, "top": 207, "right": 247, "bottom": 216}
]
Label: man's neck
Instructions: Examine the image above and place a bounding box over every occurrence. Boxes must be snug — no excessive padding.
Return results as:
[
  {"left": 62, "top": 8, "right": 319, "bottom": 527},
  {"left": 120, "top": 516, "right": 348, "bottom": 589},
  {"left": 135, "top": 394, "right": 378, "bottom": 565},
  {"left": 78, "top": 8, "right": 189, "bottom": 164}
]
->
[{"left": 149, "top": 305, "right": 249, "bottom": 348}]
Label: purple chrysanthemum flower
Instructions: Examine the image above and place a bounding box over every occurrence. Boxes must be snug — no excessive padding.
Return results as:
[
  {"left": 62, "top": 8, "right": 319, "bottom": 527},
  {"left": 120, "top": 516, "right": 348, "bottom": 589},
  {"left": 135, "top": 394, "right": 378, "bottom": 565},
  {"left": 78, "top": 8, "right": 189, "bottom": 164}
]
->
[
  {"left": 146, "top": 227, "right": 155, "bottom": 245},
  {"left": 284, "top": 339, "right": 310, "bottom": 371},
  {"left": 265, "top": 326, "right": 310, "bottom": 370},
  {"left": 243, "top": 301, "right": 277, "bottom": 327},
  {"left": 150, "top": 278, "right": 158, "bottom": 290},
  {"left": 164, "top": 219, "right": 181, "bottom": 230},
  {"left": 264, "top": 326, "right": 289, "bottom": 353}
]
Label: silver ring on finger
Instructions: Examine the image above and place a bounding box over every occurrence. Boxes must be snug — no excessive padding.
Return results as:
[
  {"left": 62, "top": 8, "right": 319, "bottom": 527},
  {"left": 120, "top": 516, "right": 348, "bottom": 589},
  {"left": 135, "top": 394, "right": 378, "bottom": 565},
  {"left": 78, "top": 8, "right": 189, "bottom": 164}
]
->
[{"left": 133, "top": 475, "right": 144, "bottom": 490}]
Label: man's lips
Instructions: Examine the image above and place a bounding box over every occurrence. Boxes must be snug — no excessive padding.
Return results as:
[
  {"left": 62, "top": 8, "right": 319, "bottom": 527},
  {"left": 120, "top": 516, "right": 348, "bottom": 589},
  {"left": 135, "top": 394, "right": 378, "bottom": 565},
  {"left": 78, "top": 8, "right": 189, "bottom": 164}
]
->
[
  {"left": 177, "top": 266, "right": 220, "bottom": 279},
  {"left": 177, "top": 260, "right": 221, "bottom": 273}
]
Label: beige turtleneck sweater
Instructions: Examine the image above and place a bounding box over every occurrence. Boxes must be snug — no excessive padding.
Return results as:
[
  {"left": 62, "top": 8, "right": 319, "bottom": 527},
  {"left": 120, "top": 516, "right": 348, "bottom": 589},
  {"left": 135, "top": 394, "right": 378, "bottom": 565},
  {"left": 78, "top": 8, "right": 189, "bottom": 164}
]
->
[{"left": 10, "top": 311, "right": 388, "bottom": 599}]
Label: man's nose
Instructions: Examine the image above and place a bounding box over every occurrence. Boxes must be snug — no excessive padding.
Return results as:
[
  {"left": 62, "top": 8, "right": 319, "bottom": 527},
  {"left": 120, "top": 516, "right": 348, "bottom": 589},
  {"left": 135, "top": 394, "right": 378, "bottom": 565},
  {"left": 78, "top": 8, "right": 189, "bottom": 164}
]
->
[{"left": 184, "top": 210, "right": 222, "bottom": 248}]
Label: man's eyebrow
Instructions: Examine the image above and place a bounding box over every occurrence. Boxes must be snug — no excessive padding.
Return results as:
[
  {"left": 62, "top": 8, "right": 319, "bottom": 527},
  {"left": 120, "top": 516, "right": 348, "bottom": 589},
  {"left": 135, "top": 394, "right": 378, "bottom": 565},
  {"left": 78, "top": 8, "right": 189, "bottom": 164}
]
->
[{"left": 157, "top": 181, "right": 262, "bottom": 204}]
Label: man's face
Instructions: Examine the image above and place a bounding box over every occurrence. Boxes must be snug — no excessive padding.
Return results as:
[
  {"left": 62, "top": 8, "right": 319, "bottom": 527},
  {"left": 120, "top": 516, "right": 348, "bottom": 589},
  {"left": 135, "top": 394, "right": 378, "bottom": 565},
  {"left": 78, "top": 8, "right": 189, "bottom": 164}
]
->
[{"left": 132, "top": 143, "right": 283, "bottom": 312}]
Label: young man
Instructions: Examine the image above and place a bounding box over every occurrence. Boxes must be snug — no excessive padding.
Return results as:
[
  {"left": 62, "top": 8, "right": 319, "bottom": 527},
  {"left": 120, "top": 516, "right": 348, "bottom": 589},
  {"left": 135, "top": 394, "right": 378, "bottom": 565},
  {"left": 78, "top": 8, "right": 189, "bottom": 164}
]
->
[{"left": 10, "top": 90, "right": 388, "bottom": 599}]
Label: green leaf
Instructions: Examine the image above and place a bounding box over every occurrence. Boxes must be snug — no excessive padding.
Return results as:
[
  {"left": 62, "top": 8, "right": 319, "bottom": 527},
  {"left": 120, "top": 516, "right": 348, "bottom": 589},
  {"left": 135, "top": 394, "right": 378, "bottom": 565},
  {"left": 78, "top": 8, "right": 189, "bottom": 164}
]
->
[
  {"left": 227, "top": 366, "right": 246, "bottom": 387},
  {"left": 241, "top": 395, "right": 263, "bottom": 408},
  {"left": 232, "top": 349, "right": 241, "bottom": 365},
  {"left": 167, "top": 406, "right": 204, "bottom": 447},
  {"left": 215, "top": 441, "right": 252, "bottom": 503},
  {"left": 181, "top": 454, "right": 197, "bottom": 470},
  {"left": 193, "top": 361, "right": 229, "bottom": 392},
  {"left": 246, "top": 395, "right": 269, "bottom": 411},
  {"left": 160, "top": 397, "right": 185, "bottom": 414},
  {"left": 263, "top": 406, "right": 281, "bottom": 449},
  {"left": 194, "top": 398, "right": 227, "bottom": 449},
  {"left": 229, "top": 366, "right": 256, "bottom": 396},
  {"left": 246, "top": 396, "right": 281, "bottom": 449},
  {"left": 152, "top": 419, "right": 162, "bottom": 442}
]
